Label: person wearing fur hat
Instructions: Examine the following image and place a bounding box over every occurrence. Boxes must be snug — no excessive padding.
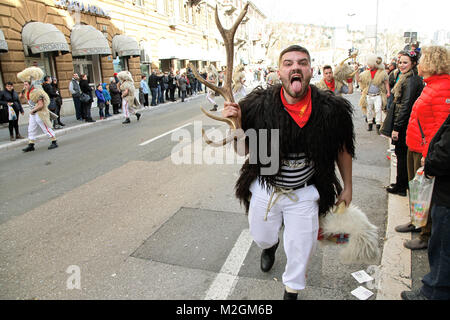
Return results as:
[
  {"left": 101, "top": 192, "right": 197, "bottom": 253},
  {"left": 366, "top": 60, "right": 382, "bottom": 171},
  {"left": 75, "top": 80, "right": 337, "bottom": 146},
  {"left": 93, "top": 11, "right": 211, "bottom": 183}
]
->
[
  {"left": 117, "top": 71, "right": 141, "bottom": 124},
  {"left": 358, "top": 55, "right": 391, "bottom": 134},
  {"left": 232, "top": 64, "right": 247, "bottom": 100},
  {"left": 17, "top": 67, "right": 58, "bottom": 152},
  {"left": 316, "top": 65, "right": 355, "bottom": 96}
]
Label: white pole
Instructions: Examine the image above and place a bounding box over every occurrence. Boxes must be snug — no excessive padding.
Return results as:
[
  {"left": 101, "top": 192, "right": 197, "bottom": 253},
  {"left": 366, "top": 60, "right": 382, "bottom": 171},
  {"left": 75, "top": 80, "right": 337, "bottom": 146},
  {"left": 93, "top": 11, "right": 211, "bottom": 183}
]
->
[{"left": 374, "top": 0, "right": 379, "bottom": 53}]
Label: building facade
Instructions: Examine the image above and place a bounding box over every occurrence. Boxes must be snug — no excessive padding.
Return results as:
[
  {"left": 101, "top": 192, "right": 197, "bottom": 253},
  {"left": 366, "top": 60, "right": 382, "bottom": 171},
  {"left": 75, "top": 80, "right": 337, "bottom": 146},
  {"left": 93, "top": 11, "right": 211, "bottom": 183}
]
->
[{"left": 0, "top": 0, "right": 267, "bottom": 102}]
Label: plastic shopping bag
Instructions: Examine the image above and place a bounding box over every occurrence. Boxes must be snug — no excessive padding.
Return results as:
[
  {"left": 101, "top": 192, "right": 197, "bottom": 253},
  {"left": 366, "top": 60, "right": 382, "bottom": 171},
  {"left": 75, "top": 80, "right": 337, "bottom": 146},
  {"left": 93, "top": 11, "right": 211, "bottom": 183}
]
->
[
  {"left": 409, "top": 167, "right": 435, "bottom": 228},
  {"left": 8, "top": 105, "right": 17, "bottom": 121}
]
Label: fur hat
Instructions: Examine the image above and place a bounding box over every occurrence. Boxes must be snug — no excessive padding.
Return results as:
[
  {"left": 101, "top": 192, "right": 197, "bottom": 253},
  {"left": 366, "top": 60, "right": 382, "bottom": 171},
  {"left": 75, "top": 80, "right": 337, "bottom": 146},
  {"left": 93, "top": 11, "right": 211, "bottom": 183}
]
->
[
  {"left": 17, "top": 66, "right": 44, "bottom": 84},
  {"left": 319, "top": 203, "right": 380, "bottom": 264},
  {"left": 117, "top": 70, "right": 133, "bottom": 83}
]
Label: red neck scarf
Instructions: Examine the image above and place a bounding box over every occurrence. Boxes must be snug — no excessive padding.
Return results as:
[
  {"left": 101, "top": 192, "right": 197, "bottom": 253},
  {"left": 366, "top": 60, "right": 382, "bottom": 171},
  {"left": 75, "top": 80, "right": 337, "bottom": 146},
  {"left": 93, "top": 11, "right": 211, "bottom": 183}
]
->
[
  {"left": 324, "top": 78, "right": 335, "bottom": 92},
  {"left": 280, "top": 86, "right": 312, "bottom": 128},
  {"left": 26, "top": 87, "right": 34, "bottom": 101},
  {"left": 370, "top": 69, "right": 378, "bottom": 79}
]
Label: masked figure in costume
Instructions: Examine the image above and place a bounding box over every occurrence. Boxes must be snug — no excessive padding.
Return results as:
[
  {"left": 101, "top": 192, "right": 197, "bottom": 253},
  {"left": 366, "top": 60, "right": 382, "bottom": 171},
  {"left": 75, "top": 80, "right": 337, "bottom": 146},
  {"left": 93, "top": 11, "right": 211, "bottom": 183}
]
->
[
  {"left": 206, "top": 65, "right": 219, "bottom": 111},
  {"left": 117, "top": 71, "right": 141, "bottom": 124},
  {"left": 232, "top": 64, "right": 246, "bottom": 100},
  {"left": 358, "top": 55, "right": 391, "bottom": 134},
  {"left": 222, "top": 45, "right": 355, "bottom": 300},
  {"left": 316, "top": 63, "right": 356, "bottom": 96},
  {"left": 17, "top": 67, "right": 58, "bottom": 152}
]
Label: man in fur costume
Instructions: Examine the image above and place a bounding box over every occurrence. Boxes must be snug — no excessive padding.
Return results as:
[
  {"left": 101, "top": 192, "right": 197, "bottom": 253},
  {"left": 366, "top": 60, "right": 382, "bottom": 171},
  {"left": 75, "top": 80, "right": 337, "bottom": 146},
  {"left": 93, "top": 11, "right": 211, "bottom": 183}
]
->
[
  {"left": 232, "top": 64, "right": 247, "bottom": 100},
  {"left": 358, "top": 55, "right": 391, "bottom": 134},
  {"left": 316, "top": 64, "right": 355, "bottom": 96},
  {"left": 17, "top": 67, "right": 58, "bottom": 152},
  {"left": 222, "top": 45, "right": 354, "bottom": 300},
  {"left": 117, "top": 71, "right": 141, "bottom": 124},
  {"left": 206, "top": 65, "right": 219, "bottom": 111}
]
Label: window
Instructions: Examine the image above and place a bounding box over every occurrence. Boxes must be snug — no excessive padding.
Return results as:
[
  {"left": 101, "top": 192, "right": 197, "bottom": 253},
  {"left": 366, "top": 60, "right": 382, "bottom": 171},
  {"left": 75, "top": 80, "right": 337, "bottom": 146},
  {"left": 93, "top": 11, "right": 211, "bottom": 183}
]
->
[
  {"left": 73, "top": 55, "right": 102, "bottom": 86},
  {"left": 113, "top": 56, "right": 128, "bottom": 73},
  {"left": 24, "top": 53, "right": 56, "bottom": 81}
]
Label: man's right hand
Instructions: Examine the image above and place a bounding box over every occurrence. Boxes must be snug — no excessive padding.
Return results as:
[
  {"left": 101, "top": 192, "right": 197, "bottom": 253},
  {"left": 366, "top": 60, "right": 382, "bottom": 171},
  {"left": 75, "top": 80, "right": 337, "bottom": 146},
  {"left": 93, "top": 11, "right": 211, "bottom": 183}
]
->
[{"left": 222, "top": 101, "right": 241, "bottom": 122}]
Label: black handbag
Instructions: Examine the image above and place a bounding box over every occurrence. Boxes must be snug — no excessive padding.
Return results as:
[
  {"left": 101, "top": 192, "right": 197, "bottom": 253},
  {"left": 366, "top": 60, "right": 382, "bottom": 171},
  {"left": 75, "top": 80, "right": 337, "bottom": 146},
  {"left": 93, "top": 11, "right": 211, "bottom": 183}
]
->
[
  {"left": 380, "top": 103, "right": 395, "bottom": 138},
  {"left": 80, "top": 93, "right": 90, "bottom": 103},
  {"left": 48, "top": 98, "right": 57, "bottom": 112}
]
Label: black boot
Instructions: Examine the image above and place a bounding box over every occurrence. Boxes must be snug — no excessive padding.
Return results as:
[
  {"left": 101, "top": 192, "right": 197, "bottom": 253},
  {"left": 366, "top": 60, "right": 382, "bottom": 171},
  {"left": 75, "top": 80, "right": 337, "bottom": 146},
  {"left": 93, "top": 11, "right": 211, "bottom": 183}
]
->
[
  {"left": 376, "top": 124, "right": 381, "bottom": 135},
  {"left": 136, "top": 113, "right": 141, "bottom": 121},
  {"left": 367, "top": 123, "right": 373, "bottom": 131},
  {"left": 283, "top": 289, "right": 298, "bottom": 300},
  {"left": 122, "top": 118, "right": 130, "bottom": 124},
  {"left": 22, "top": 143, "right": 35, "bottom": 152},
  {"left": 260, "top": 240, "right": 279, "bottom": 272},
  {"left": 386, "top": 184, "right": 407, "bottom": 196},
  {"left": 58, "top": 120, "right": 65, "bottom": 126},
  {"left": 48, "top": 140, "right": 58, "bottom": 150}
]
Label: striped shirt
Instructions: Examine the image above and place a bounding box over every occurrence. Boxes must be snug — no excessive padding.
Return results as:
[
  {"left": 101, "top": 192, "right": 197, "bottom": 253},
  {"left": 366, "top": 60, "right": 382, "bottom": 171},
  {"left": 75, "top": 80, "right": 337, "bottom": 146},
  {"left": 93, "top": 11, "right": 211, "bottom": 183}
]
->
[{"left": 272, "top": 153, "right": 315, "bottom": 189}]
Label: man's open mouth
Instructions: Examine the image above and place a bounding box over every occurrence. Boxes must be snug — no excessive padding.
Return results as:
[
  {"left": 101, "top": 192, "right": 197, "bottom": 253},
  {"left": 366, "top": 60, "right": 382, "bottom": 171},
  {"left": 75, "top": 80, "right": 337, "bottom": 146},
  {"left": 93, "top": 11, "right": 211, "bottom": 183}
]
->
[{"left": 290, "top": 75, "right": 302, "bottom": 84}]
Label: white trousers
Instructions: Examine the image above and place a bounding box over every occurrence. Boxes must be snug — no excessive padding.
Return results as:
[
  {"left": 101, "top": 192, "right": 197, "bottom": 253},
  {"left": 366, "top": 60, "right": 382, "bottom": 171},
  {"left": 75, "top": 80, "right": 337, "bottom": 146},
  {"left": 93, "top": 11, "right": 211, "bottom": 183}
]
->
[
  {"left": 28, "top": 113, "right": 55, "bottom": 142},
  {"left": 366, "top": 95, "right": 382, "bottom": 125},
  {"left": 122, "top": 99, "right": 135, "bottom": 118},
  {"left": 206, "top": 90, "right": 216, "bottom": 105},
  {"left": 248, "top": 180, "right": 319, "bottom": 291},
  {"left": 233, "top": 86, "right": 247, "bottom": 101}
]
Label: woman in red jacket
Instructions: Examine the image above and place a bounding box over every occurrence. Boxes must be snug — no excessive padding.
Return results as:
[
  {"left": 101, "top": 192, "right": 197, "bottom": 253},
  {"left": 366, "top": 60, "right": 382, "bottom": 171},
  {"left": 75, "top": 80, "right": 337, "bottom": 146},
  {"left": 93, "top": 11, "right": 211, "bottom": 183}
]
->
[{"left": 395, "top": 46, "right": 450, "bottom": 250}]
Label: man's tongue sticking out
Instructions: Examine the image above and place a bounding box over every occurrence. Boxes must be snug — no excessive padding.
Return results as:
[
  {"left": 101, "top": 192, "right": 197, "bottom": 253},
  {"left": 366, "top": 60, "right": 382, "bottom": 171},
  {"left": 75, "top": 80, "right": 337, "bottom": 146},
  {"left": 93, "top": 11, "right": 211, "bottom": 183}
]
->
[{"left": 291, "top": 78, "right": 302, "bottom": 94}]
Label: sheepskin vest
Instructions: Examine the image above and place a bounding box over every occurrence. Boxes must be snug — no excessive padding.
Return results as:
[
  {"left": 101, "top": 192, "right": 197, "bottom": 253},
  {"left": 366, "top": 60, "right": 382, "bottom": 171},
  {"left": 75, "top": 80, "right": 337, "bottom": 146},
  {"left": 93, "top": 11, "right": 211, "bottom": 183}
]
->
[
  {"left": 120, "top": 80, "right": 139, "bottom": 110},
  {"left": 235, "top": 84, "right": 355, "bottom": 216},
  {"left": 316, "top": 78, "right": 345, "bottom": 96},
  {"left": 28, "top": 87, "right": 52, "bottom": 128},
  {"left": 358, "top": 69, "right": 388, "bottom": 110}
]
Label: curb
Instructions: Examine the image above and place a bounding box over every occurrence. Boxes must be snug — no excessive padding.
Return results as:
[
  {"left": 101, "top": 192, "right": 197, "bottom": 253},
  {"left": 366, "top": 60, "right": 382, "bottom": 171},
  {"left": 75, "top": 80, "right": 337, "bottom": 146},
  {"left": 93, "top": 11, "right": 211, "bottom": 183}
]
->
[
  {"left": 0, "top": 93, "right": 205, "bottom": 152},
  {"left": 376, "top": 143, "right": 412, "bottom": 300}
]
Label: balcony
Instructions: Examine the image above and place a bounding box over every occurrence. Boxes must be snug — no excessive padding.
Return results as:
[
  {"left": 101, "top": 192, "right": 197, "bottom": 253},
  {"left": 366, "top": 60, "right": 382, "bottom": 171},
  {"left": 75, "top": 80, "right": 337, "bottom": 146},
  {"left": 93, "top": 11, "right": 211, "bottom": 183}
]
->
[{"left": 168, "top": 17, "right": 178, "bottom": 28}]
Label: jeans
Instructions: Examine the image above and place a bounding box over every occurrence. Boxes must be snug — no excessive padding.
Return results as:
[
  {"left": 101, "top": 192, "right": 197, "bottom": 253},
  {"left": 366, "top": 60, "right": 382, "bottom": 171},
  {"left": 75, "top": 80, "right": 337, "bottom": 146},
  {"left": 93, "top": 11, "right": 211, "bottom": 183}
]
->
[
  {"left": 159, "top": 87, "right": 165, "bottom": 103},
  {"left": 394, "top": 132, "right": 408, "bottom": 190},
  {"left": 181, "top": 90, "right": 186, "bottom": 102},
  {"left": 420, "top": 205, "right": 450, "bottom": 300},
  {"left": 157, "top": 85, "right": 162, "bottom": 103},
  {"left": 150, "top": 87, "right": 158, "bottom": 106},
  {"left": 73, "top": 96, "right": 82, "bottom": 120}
]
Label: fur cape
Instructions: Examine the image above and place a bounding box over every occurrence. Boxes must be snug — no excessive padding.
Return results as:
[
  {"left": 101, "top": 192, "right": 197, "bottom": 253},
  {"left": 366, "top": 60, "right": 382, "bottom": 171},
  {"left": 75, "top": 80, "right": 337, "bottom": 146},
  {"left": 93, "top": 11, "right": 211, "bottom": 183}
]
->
[
  {"left": 117, "top": 71, "right": 140, "bottom": 110},
  {"left": 17, "top": 67, "right": 52, "bottom": 128},
  {"left": 316, "top": 78, "right": 345, "bottom": 95},
  {"left": 358, "top": 69, "right": 388, "bottom": 112},
  {"left": 235, "top": 84, "right": 355, "bottom": 216},
  {"left": 232, "top": 64, "right": 246, "bottom": 92}
]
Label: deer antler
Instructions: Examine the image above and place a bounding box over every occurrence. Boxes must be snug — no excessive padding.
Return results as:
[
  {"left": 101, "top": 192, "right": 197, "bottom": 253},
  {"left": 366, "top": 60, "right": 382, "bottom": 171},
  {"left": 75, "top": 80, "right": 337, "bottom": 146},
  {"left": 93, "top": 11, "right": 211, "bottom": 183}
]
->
[{"left": 189, "top": 3, "right": 249, "bottom": 146}]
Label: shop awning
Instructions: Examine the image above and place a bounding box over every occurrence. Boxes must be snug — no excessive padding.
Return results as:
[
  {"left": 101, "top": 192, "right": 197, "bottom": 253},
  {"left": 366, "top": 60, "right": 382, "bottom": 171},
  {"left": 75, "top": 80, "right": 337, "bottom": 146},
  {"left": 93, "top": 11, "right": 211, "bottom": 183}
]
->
[
  {"left": 158, "top": 38, "right": 179, "bottom": 60},
  {"left": 0, "top": 29, "right": 8, "bottom": 53},
  {"left": 112, "top": 35, "right": 140, "bottom": 58},
  {"left": 22, "top": 22, "right": 69, "bottom": 56},
  {"left": 71, "top": 25, "right": 111, "bottom": 57}
]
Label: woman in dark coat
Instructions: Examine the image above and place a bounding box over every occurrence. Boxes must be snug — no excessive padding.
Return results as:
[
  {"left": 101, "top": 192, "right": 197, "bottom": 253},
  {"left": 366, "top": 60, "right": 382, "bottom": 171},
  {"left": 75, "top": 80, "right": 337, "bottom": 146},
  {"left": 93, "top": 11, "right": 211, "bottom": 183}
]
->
[
  {"left": 79, "top": 74, "right": 95, "bottom": 122},
  {"left": 0, "top": 82, "right": 25, "bottom": 140},
  {"left": 109, "top": 77, "right": 122, "bottom": 114},
  {"left": 383, "top": 50, "right": 423, "bottom": 196}
]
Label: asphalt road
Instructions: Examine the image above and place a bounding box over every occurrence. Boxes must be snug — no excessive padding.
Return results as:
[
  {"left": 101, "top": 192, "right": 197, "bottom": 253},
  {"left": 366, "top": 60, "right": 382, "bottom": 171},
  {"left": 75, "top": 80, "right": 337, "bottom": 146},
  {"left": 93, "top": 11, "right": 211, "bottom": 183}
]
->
[{"left": 0, "top": 89, "right": 392, "bottom": 300}]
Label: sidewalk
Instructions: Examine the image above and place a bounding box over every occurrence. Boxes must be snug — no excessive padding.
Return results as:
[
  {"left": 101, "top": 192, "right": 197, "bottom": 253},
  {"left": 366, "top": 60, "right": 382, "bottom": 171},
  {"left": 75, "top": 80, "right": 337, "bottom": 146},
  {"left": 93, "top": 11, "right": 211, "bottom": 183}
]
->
[
  {"left": 376, "top": 146, "right": 430, "bottom": 299},
  {"left": 0, "top": 92, "right": 206, "bottom": 152}
]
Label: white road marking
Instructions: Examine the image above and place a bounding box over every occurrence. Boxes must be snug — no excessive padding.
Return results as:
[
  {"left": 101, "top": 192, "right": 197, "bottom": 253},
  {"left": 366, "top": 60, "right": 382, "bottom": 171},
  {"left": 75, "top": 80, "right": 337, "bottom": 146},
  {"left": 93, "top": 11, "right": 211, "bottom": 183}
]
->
[
  {"left": 139, "top": 123, "right": 192, "bottom": 146},
  {"left": 204, "top": 228, "right": 253, "bottom": 300}
]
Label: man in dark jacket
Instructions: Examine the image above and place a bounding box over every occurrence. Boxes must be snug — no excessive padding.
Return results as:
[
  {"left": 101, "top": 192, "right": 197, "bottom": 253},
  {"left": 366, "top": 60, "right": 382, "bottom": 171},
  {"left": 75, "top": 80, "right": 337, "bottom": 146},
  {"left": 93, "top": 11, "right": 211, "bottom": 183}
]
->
[
  {"left": 0, "top": 82, "right": 25, "bottom": 140},
  {"left": 401, "top": 115, "right": 450, "bottom": 300},
  {"left": 168, "top": 71, "right": 177, "bottom": 102},
  {"left": 148, "top": 70, "right": 159, "bottom": 106}
]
